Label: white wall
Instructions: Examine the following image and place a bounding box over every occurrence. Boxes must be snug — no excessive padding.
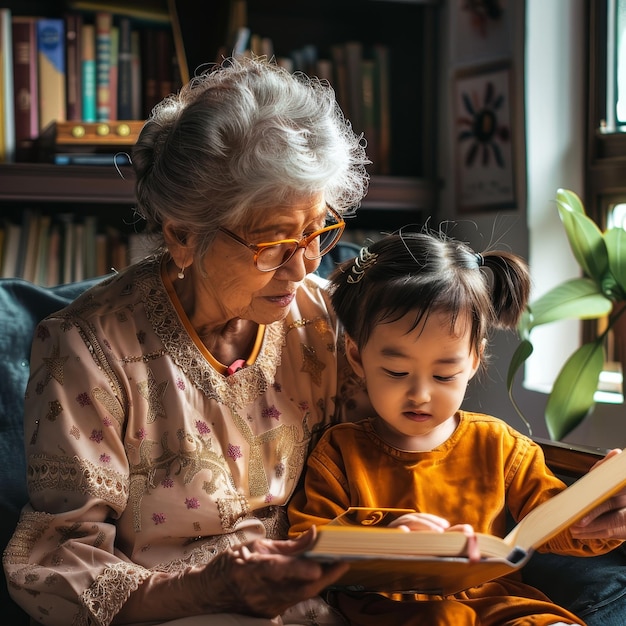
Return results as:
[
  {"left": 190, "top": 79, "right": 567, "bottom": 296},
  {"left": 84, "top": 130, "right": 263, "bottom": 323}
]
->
[{"left": 438, "top": 0, "right": 626, "bottom": 449}]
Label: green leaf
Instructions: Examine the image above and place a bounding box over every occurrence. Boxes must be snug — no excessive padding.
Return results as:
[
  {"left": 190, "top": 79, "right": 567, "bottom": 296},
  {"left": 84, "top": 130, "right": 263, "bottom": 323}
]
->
[
  {"left": 545, "top": 341, "right": 604, "bottom": 440},
  {"left": 605, "top": 227, "right": 626, "bottom": 295},
  {"left": 556, "top": 194, "right": 608, "bottom": 282},
  {"left": 506, "top": 339, "right": 535, "bottom": 437},
  {"left": 527, "top": 278, "right": 612, "bottom": 328},
  {"left": 556, "top": 188, "right": 586, "bottom": 214},
  {"left": 507, "top": 339, "right": 534, "bottom": 392}
]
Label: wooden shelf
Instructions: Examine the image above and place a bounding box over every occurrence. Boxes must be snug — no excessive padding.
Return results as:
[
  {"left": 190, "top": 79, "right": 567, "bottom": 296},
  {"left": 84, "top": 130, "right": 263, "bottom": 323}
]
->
[
  {"left": 0, "top": 163, "right": 135, "bottom": 204},
  {"left": 0, "top": 164, "right": 434, "bottom": 211}
]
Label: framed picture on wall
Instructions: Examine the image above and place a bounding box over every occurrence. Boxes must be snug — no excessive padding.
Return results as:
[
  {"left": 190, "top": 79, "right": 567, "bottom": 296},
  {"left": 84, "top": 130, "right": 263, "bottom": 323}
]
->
[{"left": 454, "top": 62, "right": 516, "bottom": 213}]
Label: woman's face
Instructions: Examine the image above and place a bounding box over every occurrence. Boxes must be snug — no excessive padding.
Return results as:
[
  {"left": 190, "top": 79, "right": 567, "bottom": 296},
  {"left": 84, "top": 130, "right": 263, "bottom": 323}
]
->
[{"left": 195, "top": 197, "right": 328, "bottom": 325}]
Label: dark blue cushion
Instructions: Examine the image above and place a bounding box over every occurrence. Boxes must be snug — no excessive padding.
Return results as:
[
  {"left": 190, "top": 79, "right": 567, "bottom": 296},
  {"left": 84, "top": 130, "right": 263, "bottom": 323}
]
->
[{"left": 0, "top": 276, "right": 105, "bottom": 625}]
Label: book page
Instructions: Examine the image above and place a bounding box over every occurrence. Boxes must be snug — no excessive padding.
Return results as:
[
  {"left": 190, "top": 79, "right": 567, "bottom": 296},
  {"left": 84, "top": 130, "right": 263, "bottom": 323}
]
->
[{"left": 505, "top": 449, "right": 626, "bottom": 551}]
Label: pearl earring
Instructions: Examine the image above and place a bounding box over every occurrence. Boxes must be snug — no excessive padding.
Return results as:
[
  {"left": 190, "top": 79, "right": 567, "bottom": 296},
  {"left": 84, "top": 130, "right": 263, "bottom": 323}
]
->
[{"left": 178, "top": 266, "right": 185, "bottom": 280}]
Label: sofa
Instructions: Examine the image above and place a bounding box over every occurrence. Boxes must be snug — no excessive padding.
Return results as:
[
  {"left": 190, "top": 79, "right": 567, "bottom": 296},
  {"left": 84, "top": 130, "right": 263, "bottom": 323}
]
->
[{"left": 2, "top": 255, "right": 626, "bottom": 625}]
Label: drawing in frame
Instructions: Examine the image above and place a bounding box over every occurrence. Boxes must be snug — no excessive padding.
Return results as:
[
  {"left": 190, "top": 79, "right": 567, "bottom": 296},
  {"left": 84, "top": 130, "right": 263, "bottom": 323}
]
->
[{"left": 454, "top": 61, "right": 516, "bottom": 212}]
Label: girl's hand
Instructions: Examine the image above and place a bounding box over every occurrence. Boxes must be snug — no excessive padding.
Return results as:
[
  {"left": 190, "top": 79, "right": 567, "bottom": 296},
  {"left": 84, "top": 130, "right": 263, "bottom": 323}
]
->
[
  {"left": 388, "top": 514, "right": 481, "bottom": 562},
  {"left": 388, "top": 512, "right": 451, "bottom": 532}
]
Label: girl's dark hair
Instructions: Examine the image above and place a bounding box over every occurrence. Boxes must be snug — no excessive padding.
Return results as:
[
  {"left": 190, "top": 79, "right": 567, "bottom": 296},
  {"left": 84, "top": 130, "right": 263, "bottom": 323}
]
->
[{"left": 328, "top": 232, "right": 530, "bottom": 361}]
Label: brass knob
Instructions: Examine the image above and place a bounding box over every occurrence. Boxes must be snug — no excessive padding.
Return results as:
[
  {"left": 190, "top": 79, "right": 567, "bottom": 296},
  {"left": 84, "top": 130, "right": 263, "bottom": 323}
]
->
[
  {"left": 96, "top": 124, "right": 110, "bottom": 136},
  {"left": 71, "top": 125, "right": 86, "bottom": 138},
  {"left": 117, "top": 123, "right": 131, "bottom": 137}
]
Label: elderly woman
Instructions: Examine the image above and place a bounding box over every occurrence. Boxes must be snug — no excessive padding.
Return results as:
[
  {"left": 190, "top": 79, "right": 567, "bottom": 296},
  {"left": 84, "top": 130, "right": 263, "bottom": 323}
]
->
[{"left": 3, "top": 56, "right": 369, "bottom": 626}]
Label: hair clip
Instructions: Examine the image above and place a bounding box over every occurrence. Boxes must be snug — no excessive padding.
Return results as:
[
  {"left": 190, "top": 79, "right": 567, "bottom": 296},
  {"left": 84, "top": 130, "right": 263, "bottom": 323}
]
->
[
  {"left": 475, "top": 253, "right": 485, "bottom": 267},
  {"left": 347, "top": 247, "right": 378, "bottom": 283}
]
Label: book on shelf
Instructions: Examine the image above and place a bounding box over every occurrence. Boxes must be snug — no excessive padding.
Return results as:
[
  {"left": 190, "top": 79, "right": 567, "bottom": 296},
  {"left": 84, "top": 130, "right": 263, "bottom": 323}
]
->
[
  {"left": 1, "top": 220, "right": 21, "bottom": 279},
  {"left": 141, "top": 27, "right": 160, "bottom": 118},
  {"left": 360, "top": 58, "right": 378, "bottom": 174},
  {"left": 0, "top": 7, "right": 15, "bottom": 163},
  {"left": 304, "top": 450, "right": 626, "bottom": 595},
  {"left": 343, "top": 41, "right": 364, "bottom": 136},
  {"left": 372, "top": 43, "right": 391, "bottom": 176},
  {"left": 11, "top": 16, "right": 39, "bottom": 162},
  {"left": 108, "top": 23, "right": 119, "bottom": 120},
  {"left": 117, "top": 16, "right": 133, "bottom": 120},
  {"left": 95, "top": 11, "right": 112, "bottom": 122},
  {"left": 130, "top": 29, "right": 142, "bottom": 119},
  {"left": 65, "top": 12, "right": 83, "bottom": 121},
  {"left": 81, "top": 22, "right": 96, "bottom": 122},
  {"left": 37, "top": 18, "right": 66, "bottom": 131}
]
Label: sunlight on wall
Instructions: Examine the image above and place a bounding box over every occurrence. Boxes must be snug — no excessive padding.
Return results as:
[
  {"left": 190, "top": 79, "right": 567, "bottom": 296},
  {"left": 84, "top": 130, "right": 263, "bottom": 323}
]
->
[{"left": 524, "top": 0, "right": 585, "bottom": 392}]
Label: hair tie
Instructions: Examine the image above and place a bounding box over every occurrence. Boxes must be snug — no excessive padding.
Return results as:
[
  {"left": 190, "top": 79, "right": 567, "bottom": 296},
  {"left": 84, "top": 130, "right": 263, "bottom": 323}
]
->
[
  {"left": 475, "top": 253, "right": 485, "bottom": 267},
  {"left": 347, "top": 247, "right": 378, "bottom": 283}
]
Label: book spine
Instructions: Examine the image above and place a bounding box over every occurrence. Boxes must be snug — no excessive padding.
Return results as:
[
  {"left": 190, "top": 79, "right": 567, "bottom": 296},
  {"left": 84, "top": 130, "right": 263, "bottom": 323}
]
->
[
  {"left": 117, "top": 17, "right": 133, "bottom": 120},
  {"left": 81, "top": 23, "right": 96, "bottom": 122},
  {"left": 156, "top": 29, "right": 174, "bottom": 100},
  {"left": 344, "top": 41, "right": 363, "bottom": 136},
  {"left": 373, "top": 44, "right": 391, "bottom": 176},
  {"left": 95, "top": 11, "right": 112, "bottom": 121},
  {"left": 0, "top": 8, "right": 15, "bottom": 163},
  {"left": 108, "top": 24, "right": 119, "bottom": 120},
  {"left": 141, "top": 28, "right": 159, "bottom": 118},
  {"left": 37, "top": 18, "right": 66, "bottom": 131},
  {"left": 64, "top": 12, "right": 83, "bottom": 121},
  {"left": 130, "top": 29, "right": 141, "bottom": 119},
  {"left": 11, "top": 16, "right": 39, "bottom": 161},
  {"left": 360, "top": 58, "right": 379, "bottom": 174}
]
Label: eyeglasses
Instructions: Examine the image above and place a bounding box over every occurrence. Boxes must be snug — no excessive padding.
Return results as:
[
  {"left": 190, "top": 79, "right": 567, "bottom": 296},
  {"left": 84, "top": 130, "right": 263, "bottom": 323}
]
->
[{"left": 219, "top": 206, "right": 346, "bottom": 272}]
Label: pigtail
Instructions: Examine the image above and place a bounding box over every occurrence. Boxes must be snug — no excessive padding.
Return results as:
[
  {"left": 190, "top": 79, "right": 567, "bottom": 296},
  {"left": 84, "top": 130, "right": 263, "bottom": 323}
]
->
[{"left": 481, "top": 251, "right": 531, "bottom": 330}]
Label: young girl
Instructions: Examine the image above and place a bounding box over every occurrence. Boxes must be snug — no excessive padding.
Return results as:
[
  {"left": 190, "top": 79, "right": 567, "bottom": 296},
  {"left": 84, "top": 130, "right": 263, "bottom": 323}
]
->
[{"left": 288, "top": 231, "right": 623, "bottom": 626}]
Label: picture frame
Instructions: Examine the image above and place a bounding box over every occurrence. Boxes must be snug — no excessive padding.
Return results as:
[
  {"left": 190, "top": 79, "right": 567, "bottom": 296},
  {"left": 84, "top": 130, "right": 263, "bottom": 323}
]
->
[{"left": 453, "top": 62, "right": 516, "bottom": 213}]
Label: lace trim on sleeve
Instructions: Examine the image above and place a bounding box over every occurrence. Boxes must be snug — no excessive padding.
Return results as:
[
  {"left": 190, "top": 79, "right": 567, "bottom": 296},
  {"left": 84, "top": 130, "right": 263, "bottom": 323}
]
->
[{"left": 79, "top": 561, "right": 151, "bottom": 626}]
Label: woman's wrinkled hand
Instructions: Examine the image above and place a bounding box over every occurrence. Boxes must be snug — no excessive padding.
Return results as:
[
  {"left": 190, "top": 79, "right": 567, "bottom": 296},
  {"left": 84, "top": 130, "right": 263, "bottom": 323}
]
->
[
  {"left": 571, "top": 448, "right": 626, "bottom": 540},
  {"left": 195, "top": 527, "right": 350, "bottom": 619},
  {"left": 387, "top": 513, "right": 480, "bottom": 562}
]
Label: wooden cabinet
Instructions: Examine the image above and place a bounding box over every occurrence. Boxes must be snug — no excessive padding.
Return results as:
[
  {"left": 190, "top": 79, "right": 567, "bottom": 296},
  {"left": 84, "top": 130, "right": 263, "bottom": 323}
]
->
[{"left": 0, "top": 0, "right": 440, "bottom": 281}]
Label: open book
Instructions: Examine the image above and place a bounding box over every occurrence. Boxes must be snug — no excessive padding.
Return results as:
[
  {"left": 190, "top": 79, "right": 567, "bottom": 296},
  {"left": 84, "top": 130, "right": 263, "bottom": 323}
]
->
[{"left": 304, "top": 450, "right": 626, "bottom": 595}]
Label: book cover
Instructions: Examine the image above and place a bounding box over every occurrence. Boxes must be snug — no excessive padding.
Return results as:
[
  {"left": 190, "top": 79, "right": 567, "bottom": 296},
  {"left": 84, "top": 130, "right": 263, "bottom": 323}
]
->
[
  {"left": 0, "top": 8, "right": 15, "bottom": 163},
  {"left": 95, "top": 11, "right": 112, "bottom": 121},
  {"left": 81, "top": 23, "right": 96, "bottom": 122},
  {"left": 37, "top": 18, "right": 66, "bottom": 131},
  {"left": 11, "top": 15, "right": 38, "bottom": 162},
  {"left": 65, "top": 12, "right": 83, "bottom": 121},
  {"left": 305, "top": 450, "right": 626, "bottom": 595}
]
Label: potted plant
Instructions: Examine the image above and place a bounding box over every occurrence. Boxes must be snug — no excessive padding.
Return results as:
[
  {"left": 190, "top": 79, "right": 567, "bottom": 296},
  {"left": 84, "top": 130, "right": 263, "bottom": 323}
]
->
[{"left": 507, "top": 188, "right": 626, "bottom": 440}]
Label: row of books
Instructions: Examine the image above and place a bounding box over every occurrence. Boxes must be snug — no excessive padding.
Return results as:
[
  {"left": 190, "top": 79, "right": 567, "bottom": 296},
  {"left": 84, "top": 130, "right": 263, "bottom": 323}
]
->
[
  {"left": 1, "top": 210, "right": 153, "bottom": 286},
  {"left": 0, "top": 6, "right": 180, "bottom": 162},
  {"left": 234, "top": 27, "right": 392, "bottom": 176},
  {"left": 0, "top": 208, "right": 382, "bottom": 287}
]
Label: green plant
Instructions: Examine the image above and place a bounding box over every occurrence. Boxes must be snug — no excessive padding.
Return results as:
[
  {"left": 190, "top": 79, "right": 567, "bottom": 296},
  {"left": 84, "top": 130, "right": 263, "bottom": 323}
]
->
[{"left": 507, "top": 188, "right": 626, "bottom": 440}]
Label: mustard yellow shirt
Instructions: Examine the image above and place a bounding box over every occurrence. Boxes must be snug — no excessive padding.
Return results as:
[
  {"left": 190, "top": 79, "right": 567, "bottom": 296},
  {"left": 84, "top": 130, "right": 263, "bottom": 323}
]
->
[{"left": 289, "top": 411, "right": 620, "bottom": 558}]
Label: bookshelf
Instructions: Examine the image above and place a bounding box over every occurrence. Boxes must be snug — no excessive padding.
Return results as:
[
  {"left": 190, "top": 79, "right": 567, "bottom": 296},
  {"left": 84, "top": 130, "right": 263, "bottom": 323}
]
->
[{"left": 0, "top": 0, "right": 441, "bottom": 283}]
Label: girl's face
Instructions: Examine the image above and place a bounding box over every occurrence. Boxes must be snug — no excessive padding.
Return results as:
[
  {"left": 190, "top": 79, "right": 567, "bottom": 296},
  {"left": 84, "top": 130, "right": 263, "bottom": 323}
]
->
[
  {"left": 345, "top": 309, "right": 480, "bottom": 451},
  {"left": 192, "top": 197, "right": 328, "bottom": 326}
]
